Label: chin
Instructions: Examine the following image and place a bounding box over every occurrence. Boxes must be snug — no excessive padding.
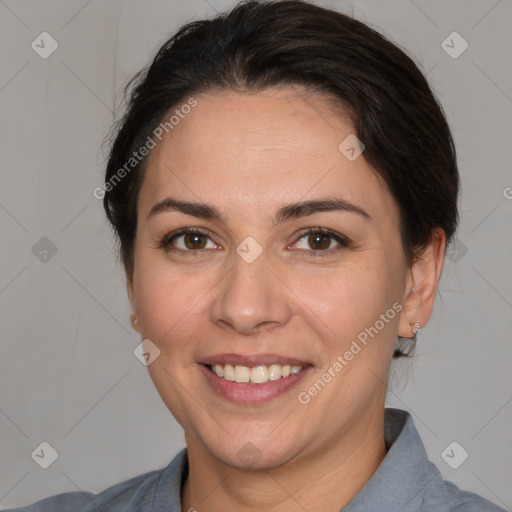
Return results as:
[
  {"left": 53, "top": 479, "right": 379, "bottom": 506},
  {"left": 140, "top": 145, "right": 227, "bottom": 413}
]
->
[{"left": 197, "top": 431, "right": 302, "bottom": 471}]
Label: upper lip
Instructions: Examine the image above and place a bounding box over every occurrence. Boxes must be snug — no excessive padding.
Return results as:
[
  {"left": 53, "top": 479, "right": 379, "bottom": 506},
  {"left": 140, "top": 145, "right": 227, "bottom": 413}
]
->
[{"left": 200, "top": 353, "right": 311, "bottom": 367}]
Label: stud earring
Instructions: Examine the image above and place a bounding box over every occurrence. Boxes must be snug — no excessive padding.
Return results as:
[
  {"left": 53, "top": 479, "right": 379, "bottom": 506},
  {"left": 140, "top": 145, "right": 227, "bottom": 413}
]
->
[{"left": 413, "top": 323, "right": 420, "bottom": 336}]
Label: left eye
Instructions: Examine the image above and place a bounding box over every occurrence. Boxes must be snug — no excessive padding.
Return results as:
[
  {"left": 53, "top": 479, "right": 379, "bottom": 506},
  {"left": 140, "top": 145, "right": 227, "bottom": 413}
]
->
[{"left": 294, "top": 230, "right": 348, "bottom": 252}]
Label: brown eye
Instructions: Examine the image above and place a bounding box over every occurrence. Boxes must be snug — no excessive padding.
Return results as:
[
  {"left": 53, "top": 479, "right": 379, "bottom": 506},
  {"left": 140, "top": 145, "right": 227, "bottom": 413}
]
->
[
  {"left": 307, "top": 232, "right": 332, "bottom": 251},
  {"left": 183, "top": 232, "right": 208, "bottom": 250},
  {"left": 161, "top": 229, "right": 218, "bottom": 252},
  {"left": 293, "top": 228, "right": 350, "bottom": 254}
]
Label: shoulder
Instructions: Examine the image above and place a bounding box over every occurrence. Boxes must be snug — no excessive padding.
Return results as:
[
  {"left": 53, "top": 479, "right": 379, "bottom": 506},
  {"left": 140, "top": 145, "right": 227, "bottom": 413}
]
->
[
  {"left": 421, "top": 463, "right": 507, "bottom": 512},
  {"left": 2, "top": 449, "right": 187, "bottom": 512},
  {"left": 377, "top": 409, "right": 506, "bottom": 512},
  {"left": 2, "top": 468, "right": 162, "bottom": 512}
]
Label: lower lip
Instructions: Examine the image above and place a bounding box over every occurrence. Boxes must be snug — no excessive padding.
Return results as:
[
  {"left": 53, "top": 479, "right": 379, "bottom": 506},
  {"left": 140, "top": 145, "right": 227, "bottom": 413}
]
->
[{"left": 199, "top": 364, "right": 311, "bottom": 404}]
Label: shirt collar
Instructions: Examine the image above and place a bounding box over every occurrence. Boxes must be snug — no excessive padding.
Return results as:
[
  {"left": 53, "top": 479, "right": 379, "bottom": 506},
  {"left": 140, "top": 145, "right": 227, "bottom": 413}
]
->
[
  {"left": 343, "top": 408, "right": 429, "bottom": 511},
  {"left": 155, "top": 408, "right": 428, "bottom": 511}
]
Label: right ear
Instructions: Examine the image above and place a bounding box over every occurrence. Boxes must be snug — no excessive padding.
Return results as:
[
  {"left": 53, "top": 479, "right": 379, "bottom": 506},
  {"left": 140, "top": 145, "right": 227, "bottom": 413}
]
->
[{"left": 126, "top": 271, "right": 140, "bottom": 334}]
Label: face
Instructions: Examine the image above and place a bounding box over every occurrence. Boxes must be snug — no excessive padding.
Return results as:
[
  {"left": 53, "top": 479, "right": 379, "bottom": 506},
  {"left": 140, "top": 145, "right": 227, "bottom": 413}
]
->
[{"left": 128, "top": 87, "right": 417, "bottom": 470}]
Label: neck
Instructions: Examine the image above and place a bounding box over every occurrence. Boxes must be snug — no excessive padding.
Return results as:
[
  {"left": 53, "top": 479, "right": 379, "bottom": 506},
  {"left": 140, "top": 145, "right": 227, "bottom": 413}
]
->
[{"left": 182, "top": 407, "right": 387, "bottom": 512}]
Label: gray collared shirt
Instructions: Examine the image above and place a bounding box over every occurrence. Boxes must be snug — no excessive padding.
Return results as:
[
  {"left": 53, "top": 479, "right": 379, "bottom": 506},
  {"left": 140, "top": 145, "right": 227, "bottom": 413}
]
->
[{"left": 3, "top": 408, "right": 506, "bottom": 511}]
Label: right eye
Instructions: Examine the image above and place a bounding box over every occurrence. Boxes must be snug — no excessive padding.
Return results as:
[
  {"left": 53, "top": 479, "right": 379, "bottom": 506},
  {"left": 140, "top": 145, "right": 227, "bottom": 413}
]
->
[{"left": 159, "top": 228, "right": 219, "bottom": 253}]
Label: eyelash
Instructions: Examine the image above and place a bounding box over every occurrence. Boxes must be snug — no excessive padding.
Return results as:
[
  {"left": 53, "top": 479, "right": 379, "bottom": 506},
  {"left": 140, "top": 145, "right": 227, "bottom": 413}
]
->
[{"left": 158, "top": 227, "right": 350, "bottom": 257}]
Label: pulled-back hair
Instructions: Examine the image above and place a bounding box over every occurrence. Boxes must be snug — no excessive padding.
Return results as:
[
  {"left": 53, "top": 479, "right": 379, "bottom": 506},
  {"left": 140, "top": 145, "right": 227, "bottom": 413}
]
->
[{"left": 103, "top": 0, "right": 459, "bottom": 357}]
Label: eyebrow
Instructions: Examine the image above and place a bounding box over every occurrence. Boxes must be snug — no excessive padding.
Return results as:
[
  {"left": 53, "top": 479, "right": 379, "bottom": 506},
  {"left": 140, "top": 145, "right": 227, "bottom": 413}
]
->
[
  {"left": 275, "top": 198, "right": 370, "bottom": 222},
  {"left": 147, "top": 197, "right": 371, "bottom": 223},
  {"left": 148, "top": 197, "right": 222, "bottom": 221}
]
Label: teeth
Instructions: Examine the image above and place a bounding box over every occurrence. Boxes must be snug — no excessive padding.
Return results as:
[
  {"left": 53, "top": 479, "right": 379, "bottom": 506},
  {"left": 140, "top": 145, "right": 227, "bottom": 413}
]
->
[
  {"left": 210, "top": 363, "right": 304, "bottom": 384},
  {"left": 251, "top": 365, "right": 268, "bottom": 384},
  {"left": 223, "top": 364, "right": 235, "bottom": 381},
  {"left": 234, "top": 365, "right": 250, "bottom": 383},
  {"left": 268, "top": 364, "right": 281, "bottom": 381}
]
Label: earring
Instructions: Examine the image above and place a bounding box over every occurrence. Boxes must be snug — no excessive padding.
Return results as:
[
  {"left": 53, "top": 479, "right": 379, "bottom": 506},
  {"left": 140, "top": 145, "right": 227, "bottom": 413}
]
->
[{"left": 413, "top": 323, "right": 420, "bottom": 336}]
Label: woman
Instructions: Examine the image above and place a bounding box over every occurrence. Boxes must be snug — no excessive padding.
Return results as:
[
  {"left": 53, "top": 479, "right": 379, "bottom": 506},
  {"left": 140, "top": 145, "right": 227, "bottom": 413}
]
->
[{"left": 7, "top": 1, "right": 506, "bottom": 511}]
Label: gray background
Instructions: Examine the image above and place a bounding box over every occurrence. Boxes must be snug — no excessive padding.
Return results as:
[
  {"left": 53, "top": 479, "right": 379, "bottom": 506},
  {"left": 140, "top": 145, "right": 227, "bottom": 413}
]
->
[{"left": 1, "top": 0, "right": 511, "bottom": 509}]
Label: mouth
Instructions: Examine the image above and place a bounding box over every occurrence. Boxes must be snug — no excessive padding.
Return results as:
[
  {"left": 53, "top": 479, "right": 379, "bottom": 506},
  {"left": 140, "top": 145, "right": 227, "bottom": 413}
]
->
[
  {"left": 199, "top": 355, "right": 312, "bottom": 404},
  {"left": 205, "top": 363, "right": 304, "bottom": 384}
]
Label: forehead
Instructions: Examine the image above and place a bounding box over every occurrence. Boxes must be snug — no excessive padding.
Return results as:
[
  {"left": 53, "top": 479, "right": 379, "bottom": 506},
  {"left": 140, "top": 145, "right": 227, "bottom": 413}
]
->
[{"left": 138, "top": 87, "right": 394, "bottom": 220}]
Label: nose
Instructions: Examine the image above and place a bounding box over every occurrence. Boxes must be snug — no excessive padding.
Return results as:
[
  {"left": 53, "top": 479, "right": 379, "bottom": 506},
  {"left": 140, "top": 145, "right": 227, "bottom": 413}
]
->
[{"left": 210, "top": 250, "right": 292, "bottom": 335}]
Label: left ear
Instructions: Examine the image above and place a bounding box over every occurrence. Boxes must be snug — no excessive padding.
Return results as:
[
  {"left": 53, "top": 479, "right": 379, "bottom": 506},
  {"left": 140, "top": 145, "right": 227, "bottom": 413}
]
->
[{"left": 398, "top": 227, "right": 446, "bottom": 338}]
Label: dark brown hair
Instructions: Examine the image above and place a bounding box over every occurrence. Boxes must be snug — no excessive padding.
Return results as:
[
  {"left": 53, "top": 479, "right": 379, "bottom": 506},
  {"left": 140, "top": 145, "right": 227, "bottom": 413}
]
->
[{"left": 103, "top": 0, "right": 459, "bottom": 356}]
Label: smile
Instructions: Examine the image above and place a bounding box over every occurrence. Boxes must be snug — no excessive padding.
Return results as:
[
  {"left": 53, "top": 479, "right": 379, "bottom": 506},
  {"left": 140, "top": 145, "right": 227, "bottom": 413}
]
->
[
  {"left": 199, "top": 353, "right": 312, "bottom": 403},
  {"left": 207, "top": 363, "right": 303, "bottom": 384}
]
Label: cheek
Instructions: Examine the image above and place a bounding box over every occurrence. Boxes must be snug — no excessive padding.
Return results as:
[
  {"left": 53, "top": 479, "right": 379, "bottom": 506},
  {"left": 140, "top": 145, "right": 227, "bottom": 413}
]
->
[
  {"left": 132, "top": 259, "right": 214, "bottom": 348},
  {"left": 288, "top": 259, "right": 400, "bottom": 345}
]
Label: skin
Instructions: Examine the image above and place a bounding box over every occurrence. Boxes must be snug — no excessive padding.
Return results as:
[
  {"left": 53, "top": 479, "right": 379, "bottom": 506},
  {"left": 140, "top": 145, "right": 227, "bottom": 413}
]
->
[{"left": 127, "top": 86, "right": 446, "bottom": 512}]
